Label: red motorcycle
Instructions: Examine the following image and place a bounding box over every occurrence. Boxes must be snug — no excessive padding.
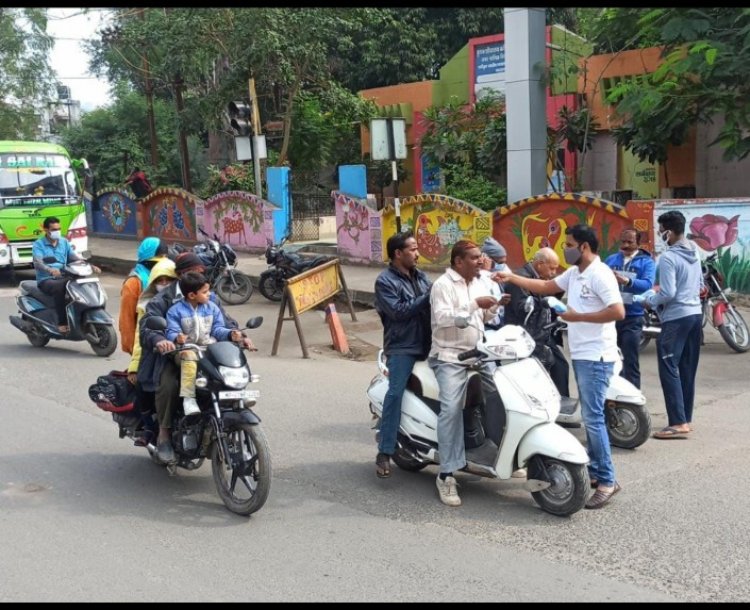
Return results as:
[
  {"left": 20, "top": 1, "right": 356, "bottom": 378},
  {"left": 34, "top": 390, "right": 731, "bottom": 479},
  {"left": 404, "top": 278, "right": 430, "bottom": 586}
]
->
[{"left": 640, "top": 252, "right": 750, "bottom": 353}]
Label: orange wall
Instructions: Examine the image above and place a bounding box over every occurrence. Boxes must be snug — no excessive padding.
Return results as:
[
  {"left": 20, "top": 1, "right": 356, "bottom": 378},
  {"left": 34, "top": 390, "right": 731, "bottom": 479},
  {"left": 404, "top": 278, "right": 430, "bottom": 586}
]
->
[
  {"left": 662, "top": 128, "right": 696, "bottom": 188},
  {"left": 579, "top": 47, "right": 664, "bottom": 129}
]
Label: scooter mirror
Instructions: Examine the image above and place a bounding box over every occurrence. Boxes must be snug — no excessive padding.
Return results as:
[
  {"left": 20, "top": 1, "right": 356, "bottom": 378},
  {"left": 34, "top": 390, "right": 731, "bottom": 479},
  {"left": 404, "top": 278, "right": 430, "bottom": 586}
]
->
[
  {"left": 144, "top": 316, "right": 168, "bottom": 331},
  {"left": 454, "top": 315, "right": 470, "bottom": 329},
  {"left": 245, "top": 316, "right": 264, "bottom": 330}
]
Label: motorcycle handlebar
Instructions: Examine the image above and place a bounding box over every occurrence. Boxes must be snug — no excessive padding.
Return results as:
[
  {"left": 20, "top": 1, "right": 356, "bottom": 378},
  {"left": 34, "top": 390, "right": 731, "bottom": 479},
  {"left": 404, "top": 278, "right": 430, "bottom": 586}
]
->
[{"left": 457, "top": 348, "right": 482, "bottom": 361}]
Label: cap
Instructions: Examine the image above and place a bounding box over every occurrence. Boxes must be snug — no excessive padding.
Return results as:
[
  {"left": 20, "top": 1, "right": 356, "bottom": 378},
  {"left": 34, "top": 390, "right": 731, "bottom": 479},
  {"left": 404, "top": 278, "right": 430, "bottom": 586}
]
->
[
  {"left": 481, "top": 237, "right": 507, "bottom": 259},
  {"left": 174, "top": 251, "right": 205, "bottom": 274}
]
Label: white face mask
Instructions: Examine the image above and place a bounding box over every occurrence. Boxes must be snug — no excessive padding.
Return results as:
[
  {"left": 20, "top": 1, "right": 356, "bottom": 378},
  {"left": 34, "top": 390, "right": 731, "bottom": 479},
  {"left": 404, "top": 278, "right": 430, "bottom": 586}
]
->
[
  {"left": 49, "top": 230, "right": 62, "bottom": 241},
  {"left": 155, "top": 283, "right": 169, "bottom": 293}
]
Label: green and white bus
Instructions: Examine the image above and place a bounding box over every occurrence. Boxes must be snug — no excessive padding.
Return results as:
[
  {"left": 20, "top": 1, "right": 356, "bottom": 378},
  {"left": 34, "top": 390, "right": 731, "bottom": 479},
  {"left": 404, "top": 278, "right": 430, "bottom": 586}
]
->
[{"left": 0, "top": 140, "right": 90, "bottom": 273}]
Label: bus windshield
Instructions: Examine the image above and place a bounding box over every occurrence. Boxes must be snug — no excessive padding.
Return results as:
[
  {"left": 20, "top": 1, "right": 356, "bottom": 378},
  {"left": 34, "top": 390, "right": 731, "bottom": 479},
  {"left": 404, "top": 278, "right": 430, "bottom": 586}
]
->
[{"left": 0, "top": 153, "right": 79, "bottom": 206}]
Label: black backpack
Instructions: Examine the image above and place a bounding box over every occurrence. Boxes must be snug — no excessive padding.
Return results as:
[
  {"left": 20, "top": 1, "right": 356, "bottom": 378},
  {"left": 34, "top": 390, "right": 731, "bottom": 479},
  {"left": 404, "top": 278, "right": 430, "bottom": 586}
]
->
[{"left": 88, "top": 370, "right": 136, "bottom": 413}]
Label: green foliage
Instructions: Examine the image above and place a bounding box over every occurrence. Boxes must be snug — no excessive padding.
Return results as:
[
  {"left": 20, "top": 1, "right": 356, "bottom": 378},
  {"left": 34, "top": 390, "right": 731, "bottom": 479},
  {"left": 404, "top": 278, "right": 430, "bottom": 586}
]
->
[
  {"left": 441, "top": 164, "right": 506, "bottom": 212},
  {"left": 199, "top": 163, "right": 255, "bottom": 199},
  {"left": 0, "top": 8, "right": 56, "bottom": 138}
]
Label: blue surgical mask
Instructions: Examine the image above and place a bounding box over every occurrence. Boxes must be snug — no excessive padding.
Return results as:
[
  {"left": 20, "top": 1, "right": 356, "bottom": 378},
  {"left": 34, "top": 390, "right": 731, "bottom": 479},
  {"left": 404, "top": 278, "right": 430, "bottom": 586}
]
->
[
  {"left": 49, "top": 230, "right": 62, "bottom": 241},
  {"left": 492, "top": 262, "right": 508, "bottom": 273}
]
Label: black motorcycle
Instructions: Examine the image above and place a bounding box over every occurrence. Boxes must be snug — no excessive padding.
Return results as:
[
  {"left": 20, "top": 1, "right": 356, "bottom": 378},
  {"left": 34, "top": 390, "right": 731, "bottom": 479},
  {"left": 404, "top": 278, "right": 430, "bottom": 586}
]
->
[
  {"left": 258, "top": 237, "right": 334, "bottom": 301},
  {"left": 194, "top": 227, "right": 254, "bottom": 305},
  {"left": 89, "top": 316, "right": 271, "bottom": 517}
]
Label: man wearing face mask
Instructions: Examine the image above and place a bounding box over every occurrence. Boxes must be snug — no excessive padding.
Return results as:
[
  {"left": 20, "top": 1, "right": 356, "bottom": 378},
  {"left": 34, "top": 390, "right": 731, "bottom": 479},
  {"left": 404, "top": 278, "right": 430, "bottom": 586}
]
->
[
  {"left": 478, "top": 237, "right": 511, "bottom": 330},
  {"left": 495, "top": 224, "right": 625, "bottom": 510},
  {"left": 638, "top": 211, "right": 702, "bottom": 440},
  {"left": 604, "top": 228, "right": 656, "bottom": 389},
  {"left": 32, "top": 216, "right": 101, "bottom": 334}
]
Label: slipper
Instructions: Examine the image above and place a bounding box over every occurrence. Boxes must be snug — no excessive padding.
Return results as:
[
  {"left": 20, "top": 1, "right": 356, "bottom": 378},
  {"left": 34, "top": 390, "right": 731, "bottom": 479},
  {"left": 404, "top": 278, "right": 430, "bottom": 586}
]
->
[
  {"left": 653, "top": 426, "right": 689, "bottom": 440},
  {"left": 376, "top": 453, "right": 391, "bottom": 478}
]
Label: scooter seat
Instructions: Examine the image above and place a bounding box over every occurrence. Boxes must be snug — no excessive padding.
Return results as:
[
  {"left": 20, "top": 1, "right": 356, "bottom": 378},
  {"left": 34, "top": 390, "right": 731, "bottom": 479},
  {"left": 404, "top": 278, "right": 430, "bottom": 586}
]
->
[
  {"left": 559, "top": 396, "right": 579, "bottom": 416},
  {"left": 19, "top": 280, "right": 38, "bottom": 294},
  {"left": 20, "top": 281, "right": 52, "bottom": 305}
]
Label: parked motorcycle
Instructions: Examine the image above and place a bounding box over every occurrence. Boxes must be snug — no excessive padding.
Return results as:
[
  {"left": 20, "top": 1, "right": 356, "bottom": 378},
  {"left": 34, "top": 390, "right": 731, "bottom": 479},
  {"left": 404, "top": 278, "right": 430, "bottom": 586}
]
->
[
  {"left": 9, "top": 257, "right": 117, "bottom": 356},
  {"left": 639, "top": 252, "right": 750, "bottom": 353},
  {"left": 258, "top": 237, "right": 334, "bottom": 302},
  {"left": 366, "top": 315, "right": 591, "bottom": 517},
  {"left": 194, "top": 226, "right": 254, "bottom": 305},
  {"left": 89, "top": 316, "right": 271, "bottom": 517},
  {"left": 531, "top": 297, "right": 651, "bottom": 449}
]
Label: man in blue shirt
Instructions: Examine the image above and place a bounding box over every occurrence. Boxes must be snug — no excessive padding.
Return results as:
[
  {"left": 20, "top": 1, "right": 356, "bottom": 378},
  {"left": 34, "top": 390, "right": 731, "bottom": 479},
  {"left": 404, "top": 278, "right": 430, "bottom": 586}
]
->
[
  {"left": 604, "top": 228, "right": 656, "bottom": 388},
  {"left": 32, "top": 216, "right": 100, "bottom": 333}
]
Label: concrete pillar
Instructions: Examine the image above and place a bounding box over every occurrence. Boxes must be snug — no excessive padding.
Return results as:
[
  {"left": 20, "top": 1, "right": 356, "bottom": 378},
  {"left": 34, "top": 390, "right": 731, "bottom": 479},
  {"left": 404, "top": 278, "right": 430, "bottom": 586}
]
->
[
  {"left": 504, "top": 7, "right": 547, "bottom": 202},
  {"left": 266, "top": 166, "right": 291, "bottom": 243}
]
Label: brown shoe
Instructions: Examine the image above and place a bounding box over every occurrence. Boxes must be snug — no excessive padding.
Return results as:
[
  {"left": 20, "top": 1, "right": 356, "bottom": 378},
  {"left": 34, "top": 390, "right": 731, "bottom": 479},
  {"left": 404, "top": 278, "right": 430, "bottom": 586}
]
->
[{"left": 585, "top": 482, "right": 621, "bottom": 509}]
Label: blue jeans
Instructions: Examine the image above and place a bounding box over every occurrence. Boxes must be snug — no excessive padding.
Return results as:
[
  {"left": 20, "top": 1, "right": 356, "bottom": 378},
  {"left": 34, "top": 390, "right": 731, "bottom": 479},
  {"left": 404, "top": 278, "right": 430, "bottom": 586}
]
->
[
  {"left": 616, "top": 316, "right": 643, "bottom": 389},
  {"left": 572, "top": 359, "right": 616, "bottom": 487},
  {"left": 378, "top": 354, "right": 417, "bottom": 455},
  {"left": 657, "top": 314, "right": 702, "bottom": 427}
]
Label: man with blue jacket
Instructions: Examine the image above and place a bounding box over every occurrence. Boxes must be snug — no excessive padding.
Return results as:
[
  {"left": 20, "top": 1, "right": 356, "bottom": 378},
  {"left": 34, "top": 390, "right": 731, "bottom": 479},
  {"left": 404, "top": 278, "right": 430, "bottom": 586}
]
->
[
  {"left": 373, "top": 231, "right": 432, "bottom": 478},
  {"left": 605, "top": 228, "right": 656, "bottom": 388}
]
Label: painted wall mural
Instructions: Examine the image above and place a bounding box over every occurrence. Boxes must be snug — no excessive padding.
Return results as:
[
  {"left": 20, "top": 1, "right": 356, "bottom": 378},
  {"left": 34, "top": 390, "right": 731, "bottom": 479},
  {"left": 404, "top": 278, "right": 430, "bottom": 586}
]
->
[
  {"left": 200, "top": 191, "right": 277, "bottom": 251},
  {"left": 380, "top": 193, "right": 491, "bottom": 265},
  {"left": 494, "top": 193, "right": 654, "bottom": 271},
  {"left": 652, "top": 199, "right": 750, "bottom": 293},
  {"left": 333, "top": 191, "right": 378, "bottom": 263},
  {"left": 140, "top": 188, "right": 198, "bottom": 242},
  {"left": 90, "top": 189, "right": 138, "bottom": 237}
]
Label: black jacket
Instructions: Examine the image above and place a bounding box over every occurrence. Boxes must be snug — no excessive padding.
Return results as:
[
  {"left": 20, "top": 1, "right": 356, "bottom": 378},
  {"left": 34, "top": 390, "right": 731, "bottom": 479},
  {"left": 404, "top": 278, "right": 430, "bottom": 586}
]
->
[
  {"left": 374, "top": 265, "right": 432, "bottom": 358},
  {"left": 504, "top": 262, "right": 563, "bottom": 346}
]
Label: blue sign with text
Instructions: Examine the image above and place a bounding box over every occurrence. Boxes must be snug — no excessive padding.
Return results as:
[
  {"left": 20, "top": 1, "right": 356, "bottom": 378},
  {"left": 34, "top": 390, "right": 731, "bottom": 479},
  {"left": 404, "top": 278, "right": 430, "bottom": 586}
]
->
[{"left": 475, "top": 42, "right": 505, "bottom": 82}]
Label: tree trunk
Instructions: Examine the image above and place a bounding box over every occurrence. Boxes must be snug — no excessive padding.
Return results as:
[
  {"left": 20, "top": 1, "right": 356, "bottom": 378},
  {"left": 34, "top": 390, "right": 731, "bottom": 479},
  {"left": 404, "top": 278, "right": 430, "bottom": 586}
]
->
[{"left": 174, "top": 76, "right": 192, "bottom": 192}]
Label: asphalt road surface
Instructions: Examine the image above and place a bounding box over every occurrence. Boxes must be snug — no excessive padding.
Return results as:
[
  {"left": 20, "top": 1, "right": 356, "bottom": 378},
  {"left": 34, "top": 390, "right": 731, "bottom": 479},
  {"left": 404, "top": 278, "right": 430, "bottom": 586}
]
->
[{"left": 1, "top": 271, "right": 749, "bottom": 602}]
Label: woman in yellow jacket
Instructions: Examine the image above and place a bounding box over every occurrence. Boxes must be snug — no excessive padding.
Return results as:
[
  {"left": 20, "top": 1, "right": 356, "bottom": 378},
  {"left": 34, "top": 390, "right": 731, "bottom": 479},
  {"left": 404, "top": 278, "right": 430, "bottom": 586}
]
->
[{"left": 127, "top": 257, "right": 178, "bottom": 421}]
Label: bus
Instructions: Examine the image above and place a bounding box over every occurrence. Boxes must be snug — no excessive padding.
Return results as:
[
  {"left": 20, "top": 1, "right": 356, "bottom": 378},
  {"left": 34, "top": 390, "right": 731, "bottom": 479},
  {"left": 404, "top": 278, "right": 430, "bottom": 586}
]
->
[{"left": 0, "top": 140, "right": 90, "bottom": 275}]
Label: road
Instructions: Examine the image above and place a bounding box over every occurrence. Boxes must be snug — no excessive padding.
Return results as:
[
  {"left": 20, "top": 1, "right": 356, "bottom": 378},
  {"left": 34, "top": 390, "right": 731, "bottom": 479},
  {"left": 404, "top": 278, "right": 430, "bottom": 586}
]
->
[{"left": 1, "top": 271, "right": 749, "bottom": 602}]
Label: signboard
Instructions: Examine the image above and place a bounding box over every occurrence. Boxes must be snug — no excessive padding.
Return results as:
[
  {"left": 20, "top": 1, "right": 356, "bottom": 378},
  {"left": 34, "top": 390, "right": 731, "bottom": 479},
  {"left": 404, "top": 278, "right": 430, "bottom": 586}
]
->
[
  {"left": 475, "top": 42, "right": 505, "bottom": 82},
  {"left": 271, "top": 258, "right": 357, "bottom": 358},
  {"left": 421, "top": 154, "right": 441, "bottom": 193},
  {"left": 370, "top": 118, "right": 407, "bottom": 161}
]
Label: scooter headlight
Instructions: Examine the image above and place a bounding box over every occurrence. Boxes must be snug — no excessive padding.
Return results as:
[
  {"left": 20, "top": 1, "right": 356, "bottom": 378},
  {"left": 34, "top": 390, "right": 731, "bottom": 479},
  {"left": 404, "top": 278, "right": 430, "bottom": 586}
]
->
[{"left": 218, "top": 365, "right": 250, "bottom": 389}]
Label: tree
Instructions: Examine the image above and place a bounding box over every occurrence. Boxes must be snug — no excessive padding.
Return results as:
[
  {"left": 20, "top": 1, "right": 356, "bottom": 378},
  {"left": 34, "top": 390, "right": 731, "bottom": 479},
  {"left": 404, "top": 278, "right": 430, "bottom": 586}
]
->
[{"left": 0, "top": 8, "right": 56, "bottom": 138}]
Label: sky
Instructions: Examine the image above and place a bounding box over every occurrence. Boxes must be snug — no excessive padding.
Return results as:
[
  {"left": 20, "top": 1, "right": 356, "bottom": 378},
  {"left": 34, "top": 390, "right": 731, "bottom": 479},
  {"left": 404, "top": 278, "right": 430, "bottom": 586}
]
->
[{"left": 47, "top": 8, "right": 113, "bottom": 111}]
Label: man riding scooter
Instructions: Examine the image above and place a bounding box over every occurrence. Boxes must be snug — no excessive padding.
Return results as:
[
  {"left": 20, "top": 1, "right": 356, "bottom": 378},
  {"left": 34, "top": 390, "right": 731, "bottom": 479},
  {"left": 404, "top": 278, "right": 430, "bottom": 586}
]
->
[{"left": 504, "top": 247, "right": 569, "bottom": 397}]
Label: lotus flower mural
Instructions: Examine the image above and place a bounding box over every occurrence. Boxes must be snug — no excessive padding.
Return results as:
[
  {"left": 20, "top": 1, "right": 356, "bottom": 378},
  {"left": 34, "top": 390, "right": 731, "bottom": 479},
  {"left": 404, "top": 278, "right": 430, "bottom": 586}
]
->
[{"left": 688, "top": 214, "right": 739, "bottom": 252}]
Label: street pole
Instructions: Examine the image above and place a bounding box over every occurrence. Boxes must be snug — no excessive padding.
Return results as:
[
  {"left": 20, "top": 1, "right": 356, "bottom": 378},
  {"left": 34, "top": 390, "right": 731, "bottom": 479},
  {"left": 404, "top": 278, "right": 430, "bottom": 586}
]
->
[
  {"left": 391, "top": 160, "right": 401, "bottom": 233},
  {"left": 248, "top": 78, "right": 263, "bottom": 198}
]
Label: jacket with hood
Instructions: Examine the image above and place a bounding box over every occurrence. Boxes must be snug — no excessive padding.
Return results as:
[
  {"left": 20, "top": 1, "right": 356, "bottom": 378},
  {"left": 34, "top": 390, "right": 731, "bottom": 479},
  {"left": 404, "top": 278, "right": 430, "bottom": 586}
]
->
[
  {"left": 119, "top": 237, "right": 164, "bottom": 355},
  {"left": 645, "top": 239, "right": 703, "bottom": 322},
  {"left": 128, "top": 258, "right": 177, "bottom": 379},
  {"left": 604, "top": 248, "right": 656, "bottom": 318}
]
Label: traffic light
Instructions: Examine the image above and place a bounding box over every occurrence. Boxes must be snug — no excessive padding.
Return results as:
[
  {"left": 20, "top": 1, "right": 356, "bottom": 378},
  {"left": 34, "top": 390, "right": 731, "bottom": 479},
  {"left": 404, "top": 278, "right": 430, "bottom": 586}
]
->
[{"left": 227, "top": 100, "right": 252, "bottom": 136}]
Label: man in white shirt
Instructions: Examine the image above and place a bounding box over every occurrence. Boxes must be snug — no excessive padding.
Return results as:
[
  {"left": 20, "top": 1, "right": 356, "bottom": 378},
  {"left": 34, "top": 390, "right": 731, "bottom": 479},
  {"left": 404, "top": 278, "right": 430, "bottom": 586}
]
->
[
  {"left": 429, "top": 240, "right": 500, "bottom": 507},
  {"left": 495, "top": 224, "right": 625, "bottom": 510}
]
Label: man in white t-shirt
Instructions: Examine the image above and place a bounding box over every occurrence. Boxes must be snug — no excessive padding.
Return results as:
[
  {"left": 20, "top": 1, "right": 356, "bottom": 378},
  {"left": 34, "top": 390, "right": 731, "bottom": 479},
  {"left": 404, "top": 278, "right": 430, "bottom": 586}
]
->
[{"left": 495, "top": 224, "right": 625, "bottom": 510}]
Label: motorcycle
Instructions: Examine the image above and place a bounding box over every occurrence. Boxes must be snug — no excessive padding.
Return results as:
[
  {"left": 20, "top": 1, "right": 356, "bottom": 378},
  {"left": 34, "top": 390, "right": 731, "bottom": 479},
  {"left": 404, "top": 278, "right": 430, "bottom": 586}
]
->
[
  {"left": 258, "top": 237, "right": 334, "bottom": 302},
  {"left": 194, "top": 226, "right": 254, "bottom": 305},
  {"left": 639, "top": 252, "right": 750, "bottom": 353},
  {"left": 531, "top": 297, "right": 652, "bottom": 449},
  {"left": 90, "top": 315, "right": 271, "bottom": 517},
  {"left": 366, "top": 314, "right": 591, "bottom": 517},
  {"left": 9, "top": 257, "right": 117, "bottom": 357}
]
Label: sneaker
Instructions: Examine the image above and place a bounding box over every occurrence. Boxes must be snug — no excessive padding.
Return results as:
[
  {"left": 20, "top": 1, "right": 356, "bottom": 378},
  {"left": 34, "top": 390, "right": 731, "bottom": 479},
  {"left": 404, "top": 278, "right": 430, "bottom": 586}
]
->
[
  {"left": 182, "top": 397, "right": 201, "bottom": 418},
  {"left": 436, "top": 475, "right": 461, "bottom": 507},
  {"left": 157, "top": 440, "right": 175, "bottom": 463},
  {"left": 511, "top": 468, "right": 527, "bottom": 479}
]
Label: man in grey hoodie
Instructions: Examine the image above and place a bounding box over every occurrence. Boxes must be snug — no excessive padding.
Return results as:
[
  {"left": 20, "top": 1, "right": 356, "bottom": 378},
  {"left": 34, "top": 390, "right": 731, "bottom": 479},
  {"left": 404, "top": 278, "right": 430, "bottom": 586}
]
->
[{"left": 642, "top": 211, "right": 703, "bottom": 439}]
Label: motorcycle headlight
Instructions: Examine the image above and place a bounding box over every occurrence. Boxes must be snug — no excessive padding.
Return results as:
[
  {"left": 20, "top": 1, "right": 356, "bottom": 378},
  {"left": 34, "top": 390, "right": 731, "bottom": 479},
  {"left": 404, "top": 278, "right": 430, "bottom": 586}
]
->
[{"left": 219, "top": 365, "right": 250, "bottom": 389}]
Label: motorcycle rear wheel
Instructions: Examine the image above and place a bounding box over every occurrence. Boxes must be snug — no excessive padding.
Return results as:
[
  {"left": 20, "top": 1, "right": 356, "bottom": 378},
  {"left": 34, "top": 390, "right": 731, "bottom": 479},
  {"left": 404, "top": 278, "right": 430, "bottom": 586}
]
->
[
  {"left": 718, "top": 306, "right": 750, "bottom": 353},
  {"left": 606, "top": 402, "right": 651, "bottom": 449},
  {"left": 215, "top": 272, "right": 253, "bottom": 305},
  {"left": 258, "top": 271, "right": 285, "bottom": 302},
  {"left": 529, "top": 457, "right": 588, "bottom": 517},
  {"left": 211, "top": 422, "right": 271, "bottom": 516},
  {"left": 89, "top": 324, "right": 117, "bottom": 357}
]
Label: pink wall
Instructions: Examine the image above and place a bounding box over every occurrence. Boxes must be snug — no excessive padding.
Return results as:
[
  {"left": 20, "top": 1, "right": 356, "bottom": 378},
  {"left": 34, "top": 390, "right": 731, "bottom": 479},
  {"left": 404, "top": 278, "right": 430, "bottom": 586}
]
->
[
  {"left": 333, "top": 191, "right": 381, "bottom": 263},
  {"left": 199, "top": 191, "right": 277, "bottom": 252}
]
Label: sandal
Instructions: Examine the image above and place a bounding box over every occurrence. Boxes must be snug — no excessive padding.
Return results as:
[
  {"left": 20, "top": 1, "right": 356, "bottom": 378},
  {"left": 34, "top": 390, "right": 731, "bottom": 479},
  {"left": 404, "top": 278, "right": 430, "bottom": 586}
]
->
[{"left": 376, "top": 452, "right": 392, "bottom": 478}]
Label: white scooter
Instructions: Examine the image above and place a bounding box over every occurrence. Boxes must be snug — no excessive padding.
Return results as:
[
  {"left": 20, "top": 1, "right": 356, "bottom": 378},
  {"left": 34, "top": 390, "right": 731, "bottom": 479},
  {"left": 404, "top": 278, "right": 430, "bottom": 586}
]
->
[
  {"left": 529, "top": 297, "right": 651, "bottom": 449},
  {"left": 366, "top": 310, "right": 591, "bottom": 517}
]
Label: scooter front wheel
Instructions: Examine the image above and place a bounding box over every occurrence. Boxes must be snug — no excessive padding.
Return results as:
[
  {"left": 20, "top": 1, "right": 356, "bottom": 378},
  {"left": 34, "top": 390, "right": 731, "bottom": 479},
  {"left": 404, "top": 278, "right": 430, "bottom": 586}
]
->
[
  {"left": 88, "top": 324, "right": 118, "bottom": 357},
  {"left": 606, "top": 401, "right": 651, "bottom": 449},
  {"left": 529, "top": 457, "right": 588, "bottom": 517}
]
